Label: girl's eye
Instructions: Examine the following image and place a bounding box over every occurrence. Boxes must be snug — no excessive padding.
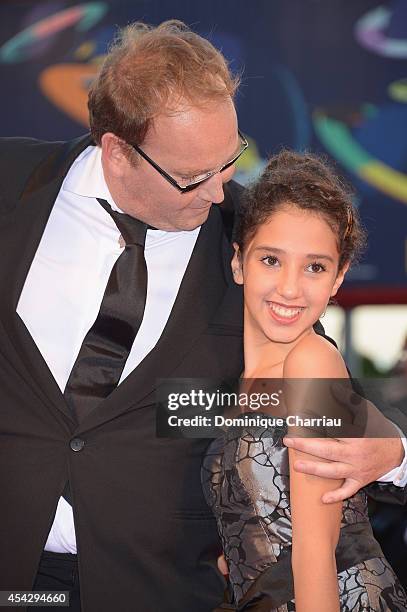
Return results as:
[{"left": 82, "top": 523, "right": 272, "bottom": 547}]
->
[
  {"left": 261, "top": 255, "right": 279, "bottom": 267},
  {"left": 307, "top": 262, "right": 326, "bottom": 273}
]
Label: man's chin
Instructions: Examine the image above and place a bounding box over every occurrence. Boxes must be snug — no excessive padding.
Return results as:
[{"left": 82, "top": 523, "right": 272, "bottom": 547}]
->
[
  {"left": 181, "top": 207, "right": 212, "bottom": 230},
  {"left": 158, "top": 206, "right": 212, "bottom": 232}
]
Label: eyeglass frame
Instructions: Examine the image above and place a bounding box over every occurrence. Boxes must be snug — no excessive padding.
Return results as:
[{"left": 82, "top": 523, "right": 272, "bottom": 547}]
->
[{"left": 130, "top": 129, "right": 248, "bottom": 193}]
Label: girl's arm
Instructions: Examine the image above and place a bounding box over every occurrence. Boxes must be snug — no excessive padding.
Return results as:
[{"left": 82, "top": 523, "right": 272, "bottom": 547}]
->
[
  {"left": 289, "top": 447, "right": 342, "bottom": 612},
  {"left": 284, "top": 334, "right": 349, "bottom": 612}
]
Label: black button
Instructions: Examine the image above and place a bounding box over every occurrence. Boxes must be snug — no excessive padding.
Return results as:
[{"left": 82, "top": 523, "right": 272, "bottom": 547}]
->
[{"left": 70, "top": 438, "right": 85, "bottom": 452}]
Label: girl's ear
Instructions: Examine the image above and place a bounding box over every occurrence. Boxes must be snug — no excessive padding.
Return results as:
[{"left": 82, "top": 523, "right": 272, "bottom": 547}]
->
[
  {"left": 231, "top": 243, "right": 244, "bottom": 285},
  {"left": 331, "top": 262, "right": 350, "bottom": 297}
]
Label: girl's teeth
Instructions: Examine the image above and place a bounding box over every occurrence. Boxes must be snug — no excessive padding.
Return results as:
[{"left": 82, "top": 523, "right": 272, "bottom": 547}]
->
[{"left": 270, "top": 303, "right": 302, "bottom": 318}]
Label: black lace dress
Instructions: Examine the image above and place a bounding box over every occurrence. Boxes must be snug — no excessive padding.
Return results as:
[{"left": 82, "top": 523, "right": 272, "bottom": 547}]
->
[{"left": 201, "top": 421, "right": 407, "bottom": 611}]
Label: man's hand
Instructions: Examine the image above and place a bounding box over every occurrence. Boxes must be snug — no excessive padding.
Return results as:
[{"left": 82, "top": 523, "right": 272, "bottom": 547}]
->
[
  {"left": 284, "top": 436, "right": 404, "bottom": 503},
  {"left": 283, "top": 383, "right": 405, "bottom": 503}
]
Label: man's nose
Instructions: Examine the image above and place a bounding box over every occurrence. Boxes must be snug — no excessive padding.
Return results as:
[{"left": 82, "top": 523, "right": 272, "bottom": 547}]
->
[{"left": 197, "top": 164, "right": 235, "bottom": 204}]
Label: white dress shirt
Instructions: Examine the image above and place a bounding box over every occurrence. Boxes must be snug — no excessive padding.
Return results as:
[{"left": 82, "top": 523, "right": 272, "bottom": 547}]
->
[{"left": 17, "top": 145, "right": 200, "bottom": 553}]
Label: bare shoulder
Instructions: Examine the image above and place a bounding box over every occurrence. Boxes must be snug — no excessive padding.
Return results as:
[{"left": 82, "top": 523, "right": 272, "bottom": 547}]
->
[{"left": 284, "top": 332, "right": 348, "bottom": 379}]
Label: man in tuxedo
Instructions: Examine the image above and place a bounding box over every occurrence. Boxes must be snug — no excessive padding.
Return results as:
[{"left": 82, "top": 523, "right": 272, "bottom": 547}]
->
[{"left": 0, "top": 19, "right": 406, "bottom": 612}]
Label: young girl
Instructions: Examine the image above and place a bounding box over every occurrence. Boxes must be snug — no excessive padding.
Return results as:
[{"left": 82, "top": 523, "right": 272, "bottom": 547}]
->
[{"left": 202, "top": 151, "right": 407, "bottom": 611}]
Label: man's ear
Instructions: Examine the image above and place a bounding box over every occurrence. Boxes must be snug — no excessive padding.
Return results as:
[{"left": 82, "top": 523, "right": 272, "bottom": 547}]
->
[
  {"left": 331, "top": 261, "right": 350, "bottom": 297},
  {"left": 101, "top": 133, "right": 129, "bottom": 178},
  {"left": 231, "top": 243, "right": 244, "bottom": 285}
]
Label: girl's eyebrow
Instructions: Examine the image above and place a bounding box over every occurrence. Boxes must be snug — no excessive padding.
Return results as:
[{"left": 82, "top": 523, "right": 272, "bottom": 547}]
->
[
  {"left": 305, "top": 253, "right": 335, "bottom": 263},
  {"left": 253, "top": 246, "right": 285, "bottom": 254},
  {"left": 253, "top": 246, "right": 334, "bottom": 263}
]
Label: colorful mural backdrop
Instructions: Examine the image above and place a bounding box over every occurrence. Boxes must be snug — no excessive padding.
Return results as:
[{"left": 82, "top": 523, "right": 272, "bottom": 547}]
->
[{"left": 1, "top": 0, "right": 406, "bottom": 305}]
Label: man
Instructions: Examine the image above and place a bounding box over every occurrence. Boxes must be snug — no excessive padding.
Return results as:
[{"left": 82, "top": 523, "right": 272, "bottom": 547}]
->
[{"left": 0, "top": 19, "right": 405, "bottom": 612}]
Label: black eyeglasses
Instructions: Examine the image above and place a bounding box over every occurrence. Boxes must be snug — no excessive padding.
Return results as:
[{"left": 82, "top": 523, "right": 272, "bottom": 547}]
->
[{"left": 130, "top": 129, "right": 248, "bottom": 193}]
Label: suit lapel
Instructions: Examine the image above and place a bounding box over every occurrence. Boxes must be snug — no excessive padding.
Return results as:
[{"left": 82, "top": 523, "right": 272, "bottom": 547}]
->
[{"left": 0, "top": 135, "right": 94, "bottom": 426}]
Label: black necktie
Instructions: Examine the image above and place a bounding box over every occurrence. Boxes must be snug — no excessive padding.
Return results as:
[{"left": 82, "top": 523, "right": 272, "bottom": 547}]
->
[
  {"left": 62, "top": 199, "right": 148, "bottom": 504},
  {"left": 64, "top": 198, "right": 148, "bottom": 422}
]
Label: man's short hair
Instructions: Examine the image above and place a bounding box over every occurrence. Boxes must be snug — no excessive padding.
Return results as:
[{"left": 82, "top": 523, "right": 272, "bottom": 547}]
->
[{"left": 88, "top": 20, "right": 240, "bottom": 147}]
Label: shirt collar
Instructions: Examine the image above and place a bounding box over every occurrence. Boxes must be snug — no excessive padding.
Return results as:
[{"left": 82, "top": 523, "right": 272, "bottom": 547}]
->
[{"left": 62, "top": 145, "right": 123, "bottom": 212}]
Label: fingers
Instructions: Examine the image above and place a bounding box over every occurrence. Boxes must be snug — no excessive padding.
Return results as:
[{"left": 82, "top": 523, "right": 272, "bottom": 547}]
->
[
  {"left": 321, "top": 478, "right": 362, "bottom": 504},
  {"left": 293, "top": 458, "right": 352, "bottom": 480},
  {"left": 217, "top": 554, "right": 228, "bottom": 576},
  {"left": 283, "top": 436, "right": 346, "bottom": 462}
]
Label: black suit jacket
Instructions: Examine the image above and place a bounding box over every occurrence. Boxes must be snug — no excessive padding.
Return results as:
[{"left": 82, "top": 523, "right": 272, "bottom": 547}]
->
[{"left": 0, "top": 135, "right": 245, "bottom": 612}]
